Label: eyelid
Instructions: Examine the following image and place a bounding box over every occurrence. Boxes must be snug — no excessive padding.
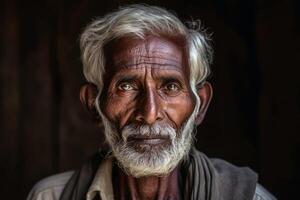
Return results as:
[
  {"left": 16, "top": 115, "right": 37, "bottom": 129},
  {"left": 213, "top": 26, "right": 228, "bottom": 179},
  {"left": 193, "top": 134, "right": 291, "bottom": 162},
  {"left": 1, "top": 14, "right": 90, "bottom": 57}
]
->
[{"left": 163, "top": 80, "right": 183, "bottom": 89}]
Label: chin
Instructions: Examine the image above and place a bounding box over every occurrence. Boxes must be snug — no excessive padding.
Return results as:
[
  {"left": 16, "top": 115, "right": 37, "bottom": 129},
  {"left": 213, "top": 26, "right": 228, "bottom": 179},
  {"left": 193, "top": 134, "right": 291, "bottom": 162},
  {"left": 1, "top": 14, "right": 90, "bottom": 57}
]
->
[{"left": 113, "top": 136, "right": 192, "bottom": 178}]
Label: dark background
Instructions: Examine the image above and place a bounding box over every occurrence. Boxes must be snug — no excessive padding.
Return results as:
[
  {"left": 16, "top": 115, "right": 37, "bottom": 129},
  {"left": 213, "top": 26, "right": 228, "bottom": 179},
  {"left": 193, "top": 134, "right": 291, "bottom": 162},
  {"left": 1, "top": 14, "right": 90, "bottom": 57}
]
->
[{"left": 1, "top": 0, "right": 299, "bottom": 199}]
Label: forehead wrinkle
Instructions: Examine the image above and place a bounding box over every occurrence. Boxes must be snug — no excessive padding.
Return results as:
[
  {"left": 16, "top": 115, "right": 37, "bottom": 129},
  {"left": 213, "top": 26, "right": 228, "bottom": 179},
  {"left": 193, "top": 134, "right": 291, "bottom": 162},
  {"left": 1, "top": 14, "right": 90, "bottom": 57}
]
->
[
  {"left": 115, "top": 47, "right": 182, "bottom": 61},
  {"left": 138, "top": 42, "right": 181, "bottom": 59},
  {"left": 109, "top": 36, "right": 187, "bottom": 82},
  {"left": 113, "top": 37, "right": 183, "bottom": 66},
  {"left": 112, "top": 66, "right": 186, "bottom": 83},
  {"left": 114, "top": 55, "right": 183, "bottom": 71},
  {"left": 114, "top": 65, "right": 184, "bottom": 74},
  {"left": 145, "top": 37, "right": 151, "bottom": 57},
  {"left": 119, "top": 55, "right": 181, "bottom": 64}
]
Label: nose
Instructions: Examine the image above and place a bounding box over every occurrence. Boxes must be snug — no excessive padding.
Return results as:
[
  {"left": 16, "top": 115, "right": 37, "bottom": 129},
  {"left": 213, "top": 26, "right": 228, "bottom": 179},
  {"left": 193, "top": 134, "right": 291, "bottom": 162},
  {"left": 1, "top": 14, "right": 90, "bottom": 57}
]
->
[{"left": 135, "top": 89, "right": 163, "bottom": 124}]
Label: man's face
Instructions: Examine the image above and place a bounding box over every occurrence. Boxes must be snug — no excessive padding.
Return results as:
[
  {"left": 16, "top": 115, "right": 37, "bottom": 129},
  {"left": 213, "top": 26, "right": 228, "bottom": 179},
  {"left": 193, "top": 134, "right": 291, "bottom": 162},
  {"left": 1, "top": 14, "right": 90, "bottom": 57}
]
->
[{"left": 100, "top": 36, "right": 197, "bottom": 177}]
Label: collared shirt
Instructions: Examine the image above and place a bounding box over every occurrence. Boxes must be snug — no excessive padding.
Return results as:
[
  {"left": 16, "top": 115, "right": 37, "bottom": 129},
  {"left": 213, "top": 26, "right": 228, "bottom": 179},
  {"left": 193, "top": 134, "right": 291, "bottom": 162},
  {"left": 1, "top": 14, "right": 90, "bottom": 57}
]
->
[
  {"left": 27, "top": 158, "right": 276, "bottom": 200},
  {"left": 86, "top": 157, "right": 114, "bottom": 200}
]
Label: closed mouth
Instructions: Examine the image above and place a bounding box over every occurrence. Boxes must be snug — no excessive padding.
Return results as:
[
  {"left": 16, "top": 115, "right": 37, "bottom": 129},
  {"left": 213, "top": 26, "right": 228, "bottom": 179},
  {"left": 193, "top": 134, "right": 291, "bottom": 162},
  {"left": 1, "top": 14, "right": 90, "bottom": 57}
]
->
[{"left": 127, "top": 135, "right": 169, "bottom": 145}]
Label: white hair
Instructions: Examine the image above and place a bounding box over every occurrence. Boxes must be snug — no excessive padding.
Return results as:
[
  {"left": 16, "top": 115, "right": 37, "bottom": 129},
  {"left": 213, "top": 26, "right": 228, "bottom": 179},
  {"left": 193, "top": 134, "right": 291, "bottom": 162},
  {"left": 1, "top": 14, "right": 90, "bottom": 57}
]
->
[{"left": 80, "top": 4, "right": 213, "bottom": 111}]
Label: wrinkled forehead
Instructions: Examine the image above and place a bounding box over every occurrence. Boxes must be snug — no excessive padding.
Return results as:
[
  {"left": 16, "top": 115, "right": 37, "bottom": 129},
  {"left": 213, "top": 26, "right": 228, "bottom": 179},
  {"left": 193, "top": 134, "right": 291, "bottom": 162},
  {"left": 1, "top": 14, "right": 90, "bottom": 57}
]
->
[{"left": 104, "top": 35, "right": 189, "bottom": 76}]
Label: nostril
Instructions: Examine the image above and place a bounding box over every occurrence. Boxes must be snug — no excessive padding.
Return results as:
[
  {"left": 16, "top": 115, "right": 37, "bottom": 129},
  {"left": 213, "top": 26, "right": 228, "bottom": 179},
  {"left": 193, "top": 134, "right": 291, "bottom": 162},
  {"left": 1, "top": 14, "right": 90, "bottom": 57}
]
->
[
  {"left": 156, "top": 115, "right": 163, "bottom": 121},
  {"left": 135, "top": 115, "right": 145, "bottom": 123}
]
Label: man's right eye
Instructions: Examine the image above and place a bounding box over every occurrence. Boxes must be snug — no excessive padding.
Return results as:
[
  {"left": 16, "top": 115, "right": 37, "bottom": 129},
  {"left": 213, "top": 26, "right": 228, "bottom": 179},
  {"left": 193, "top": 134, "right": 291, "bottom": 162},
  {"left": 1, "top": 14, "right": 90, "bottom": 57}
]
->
[{"left": 118, "top": 83, "right": 135, "bottom": 91}]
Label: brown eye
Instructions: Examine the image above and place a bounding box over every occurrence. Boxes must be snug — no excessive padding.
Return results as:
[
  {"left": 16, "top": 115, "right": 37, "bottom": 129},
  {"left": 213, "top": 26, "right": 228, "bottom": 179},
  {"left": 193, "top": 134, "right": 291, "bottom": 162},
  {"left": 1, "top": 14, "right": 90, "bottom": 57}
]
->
[
  {"left": 118, "top": 83, "right": 135, "bottom": 91},
  {"left": 166, "top": 83, "right": 178, "bottom": 91},
  {"left": 164, "top": 82, "right": 181, "bottom": 95}
]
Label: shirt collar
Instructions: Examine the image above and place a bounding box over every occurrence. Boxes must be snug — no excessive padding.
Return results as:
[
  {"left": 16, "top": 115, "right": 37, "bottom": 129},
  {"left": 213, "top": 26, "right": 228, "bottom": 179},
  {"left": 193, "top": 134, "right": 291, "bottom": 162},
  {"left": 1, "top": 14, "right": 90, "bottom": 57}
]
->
[{"left": 86, "top": 157, "right": 114, "bottom": 200}]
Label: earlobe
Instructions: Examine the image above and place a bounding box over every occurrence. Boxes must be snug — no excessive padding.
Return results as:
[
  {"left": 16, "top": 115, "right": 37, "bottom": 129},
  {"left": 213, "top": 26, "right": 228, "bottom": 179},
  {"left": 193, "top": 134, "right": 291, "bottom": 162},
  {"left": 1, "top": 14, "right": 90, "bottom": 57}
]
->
[
  {"left": 195, "top": 82, "right": 213, "bottom": 125},
  {"left": 80, "top": 83, "right": 99, "bottom": 120}
]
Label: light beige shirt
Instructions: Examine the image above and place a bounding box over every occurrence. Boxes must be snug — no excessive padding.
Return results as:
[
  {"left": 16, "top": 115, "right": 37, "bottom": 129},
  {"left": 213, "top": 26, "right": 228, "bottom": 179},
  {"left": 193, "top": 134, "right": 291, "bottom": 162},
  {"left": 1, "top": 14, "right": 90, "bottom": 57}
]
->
[
  {"left": 86, "top": 157, "right": 114, "bottom": 200},
  {"left": 27, "top": 158, "right": 114, "bottom": 200}
]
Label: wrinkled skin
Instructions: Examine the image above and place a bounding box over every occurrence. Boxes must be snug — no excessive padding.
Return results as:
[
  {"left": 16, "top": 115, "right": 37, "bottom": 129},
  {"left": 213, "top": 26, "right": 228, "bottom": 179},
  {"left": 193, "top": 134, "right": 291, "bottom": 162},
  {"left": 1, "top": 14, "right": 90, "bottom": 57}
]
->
[{"left": 80, "top": 36, "right": 213, "bottom": 200}]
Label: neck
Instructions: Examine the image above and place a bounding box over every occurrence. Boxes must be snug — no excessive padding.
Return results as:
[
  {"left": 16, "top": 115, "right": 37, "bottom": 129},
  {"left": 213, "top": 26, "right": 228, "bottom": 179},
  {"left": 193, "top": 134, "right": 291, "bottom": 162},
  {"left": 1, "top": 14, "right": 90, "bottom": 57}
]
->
[{"left": 114, "top": 166, "right": 180, "bottom": 200}]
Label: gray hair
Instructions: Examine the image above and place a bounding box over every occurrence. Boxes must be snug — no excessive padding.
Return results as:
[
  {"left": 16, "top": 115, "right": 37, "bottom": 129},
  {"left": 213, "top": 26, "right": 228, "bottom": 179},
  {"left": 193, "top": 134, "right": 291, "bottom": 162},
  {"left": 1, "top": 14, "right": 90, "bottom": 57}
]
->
[{"left": 80, "top": 4, "right": 213, "bottom": 114}]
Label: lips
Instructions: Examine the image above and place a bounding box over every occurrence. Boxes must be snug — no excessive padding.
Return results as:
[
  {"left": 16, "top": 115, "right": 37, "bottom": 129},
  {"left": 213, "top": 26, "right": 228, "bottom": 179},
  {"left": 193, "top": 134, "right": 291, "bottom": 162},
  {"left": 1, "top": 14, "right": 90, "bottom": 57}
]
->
[{"left": 127, "top": 135, "right": 169, "bottom": 146}]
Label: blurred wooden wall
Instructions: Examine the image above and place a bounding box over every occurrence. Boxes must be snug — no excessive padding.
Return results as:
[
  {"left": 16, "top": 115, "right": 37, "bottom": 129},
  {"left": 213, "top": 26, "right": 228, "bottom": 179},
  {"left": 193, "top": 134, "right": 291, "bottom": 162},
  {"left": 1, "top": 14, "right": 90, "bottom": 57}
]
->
[{"left": 0, "top": 0, "right": 299, "bottom": 199}]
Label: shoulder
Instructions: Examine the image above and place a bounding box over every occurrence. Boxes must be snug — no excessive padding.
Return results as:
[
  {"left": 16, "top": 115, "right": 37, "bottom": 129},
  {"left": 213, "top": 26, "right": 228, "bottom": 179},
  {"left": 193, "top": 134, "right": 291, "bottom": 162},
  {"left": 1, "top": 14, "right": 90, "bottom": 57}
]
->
[
  {"left": 26, "top": 171, "right": 75, "bottom": 200},
  {"left": 191, "top": 149, "right": 277, "bottom": 200},
  {"left": 253, "top": 184, "right": 277, "bottom": 200},
  {"left": 211, "top": 158, "right": 277, "bottom": 200}
]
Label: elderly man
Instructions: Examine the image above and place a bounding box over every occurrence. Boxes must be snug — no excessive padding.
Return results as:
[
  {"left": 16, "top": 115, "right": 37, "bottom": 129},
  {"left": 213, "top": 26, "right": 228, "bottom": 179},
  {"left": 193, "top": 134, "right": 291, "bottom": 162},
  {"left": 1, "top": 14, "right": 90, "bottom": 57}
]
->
[{"left": 27, "top": 5, "right": 276, "bottom": 200}]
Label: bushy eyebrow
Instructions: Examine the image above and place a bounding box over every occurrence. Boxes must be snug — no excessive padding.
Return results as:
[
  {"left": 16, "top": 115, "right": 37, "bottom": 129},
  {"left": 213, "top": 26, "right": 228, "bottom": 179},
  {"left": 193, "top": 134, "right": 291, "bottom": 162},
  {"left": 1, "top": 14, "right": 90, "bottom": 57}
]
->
[
  {"left": 155, "top": 75, "right": 186, "bottom": 87},
  {"left": 113, "top": 71, "right": 186, "bottom": 88},
  {"left": 114, "top": 74, "right": 139, "bottom": 84},
  {"left": 159, "top": 76, "right": 183, "bottom": 83}
]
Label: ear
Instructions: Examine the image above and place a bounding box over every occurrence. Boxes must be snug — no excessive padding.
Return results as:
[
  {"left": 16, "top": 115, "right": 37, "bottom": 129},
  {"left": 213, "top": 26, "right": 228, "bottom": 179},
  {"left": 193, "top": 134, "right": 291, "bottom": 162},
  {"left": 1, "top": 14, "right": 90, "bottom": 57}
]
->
[
  {"left": 80, "top": 83, "right": 100, "bottom": 120},
  {"left": 195, "top": 82, "right": 213, "bottom": 125}
]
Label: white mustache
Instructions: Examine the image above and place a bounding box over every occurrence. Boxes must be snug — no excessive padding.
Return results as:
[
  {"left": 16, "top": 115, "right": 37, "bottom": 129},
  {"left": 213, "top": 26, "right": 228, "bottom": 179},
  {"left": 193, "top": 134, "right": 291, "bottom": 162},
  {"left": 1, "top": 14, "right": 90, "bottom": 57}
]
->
[{"left": 121, "top": 123, "right": 177, "bottom": 143}]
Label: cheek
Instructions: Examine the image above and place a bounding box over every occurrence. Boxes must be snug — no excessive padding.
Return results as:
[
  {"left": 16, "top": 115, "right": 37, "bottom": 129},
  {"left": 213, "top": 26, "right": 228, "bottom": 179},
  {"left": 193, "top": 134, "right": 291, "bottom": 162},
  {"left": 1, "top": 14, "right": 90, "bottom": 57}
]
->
[
  {"left": 165, "top": 93, "right": 195, "bottom": 127},
  {"left": 103, "top": 92, "right": 137, "bottom": 126}
]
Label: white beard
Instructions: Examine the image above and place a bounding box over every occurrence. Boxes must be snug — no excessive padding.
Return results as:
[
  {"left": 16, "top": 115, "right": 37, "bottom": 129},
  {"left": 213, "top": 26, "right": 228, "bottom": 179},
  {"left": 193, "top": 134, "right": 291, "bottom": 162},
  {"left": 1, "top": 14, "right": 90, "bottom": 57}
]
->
[{"left": 99, "top": 110, "right": 197, "bottom": 178}]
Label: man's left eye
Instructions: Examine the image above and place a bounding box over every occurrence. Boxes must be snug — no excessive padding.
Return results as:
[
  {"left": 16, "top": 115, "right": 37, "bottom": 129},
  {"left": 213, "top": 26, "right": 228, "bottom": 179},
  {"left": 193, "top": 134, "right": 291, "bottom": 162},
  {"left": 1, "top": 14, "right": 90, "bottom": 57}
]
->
[
  {"left": 166, "top": 83, "right": 178, "bottom": 91},
  {"left": 164, "top": 83, "right": 181, "bottom": 93}
]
